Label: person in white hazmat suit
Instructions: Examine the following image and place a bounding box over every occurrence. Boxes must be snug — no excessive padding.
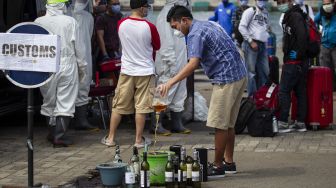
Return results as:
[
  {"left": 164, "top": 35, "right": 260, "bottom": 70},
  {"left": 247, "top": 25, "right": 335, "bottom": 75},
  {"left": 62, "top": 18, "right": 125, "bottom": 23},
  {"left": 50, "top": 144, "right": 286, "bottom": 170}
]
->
[
  {"left": 35, "top": 0, "right": 87, "bottom": 147},
  {"left": 70, "top": 0, "right": 96, "bottom": 130},
  {"left": 153, "top": 0, "right": 192, "bottom": 135}
]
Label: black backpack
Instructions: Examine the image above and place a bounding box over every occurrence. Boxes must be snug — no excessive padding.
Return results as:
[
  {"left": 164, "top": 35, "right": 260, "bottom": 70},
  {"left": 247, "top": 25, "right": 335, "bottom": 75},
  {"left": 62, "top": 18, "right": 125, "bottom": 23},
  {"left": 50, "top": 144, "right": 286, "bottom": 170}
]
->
[
  {"left": 233, "top": 6, "right": 255, "bottom": 46},
  {"left": 247, "top": 108, "right": 275, "bottom": 137},
  {"left": 235, "top": 98, "right": 256, "bottom": 134}
]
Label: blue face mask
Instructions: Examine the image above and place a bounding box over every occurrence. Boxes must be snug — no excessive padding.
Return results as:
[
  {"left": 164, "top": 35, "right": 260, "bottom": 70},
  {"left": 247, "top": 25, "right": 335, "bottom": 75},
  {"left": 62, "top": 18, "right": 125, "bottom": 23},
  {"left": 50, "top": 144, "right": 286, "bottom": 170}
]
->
[
  {"left": 111, "top": 5, "right": 120, "bottom": 13},
  {"left": 294, "top": 0, "right": 304, "bottom": 6},
  {"left": 240, "top": 0, "right": 248, "bottom": 6},
  {"left": 256, "top": 1, "right": 267, "bottom": 9}
]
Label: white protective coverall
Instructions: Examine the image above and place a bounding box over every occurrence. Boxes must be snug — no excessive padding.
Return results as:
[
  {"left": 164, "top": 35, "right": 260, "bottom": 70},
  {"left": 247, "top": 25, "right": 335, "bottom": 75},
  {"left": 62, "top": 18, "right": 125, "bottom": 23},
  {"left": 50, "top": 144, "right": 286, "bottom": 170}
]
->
[
  {"left": 155, "top": 0, "right": 191, "bottom": 112},
  {"left": 72, "top": 0, "right": 94, "bottom": 107},
  {"left": 35, "top": 3, "right": 87, "bottom": 118}
]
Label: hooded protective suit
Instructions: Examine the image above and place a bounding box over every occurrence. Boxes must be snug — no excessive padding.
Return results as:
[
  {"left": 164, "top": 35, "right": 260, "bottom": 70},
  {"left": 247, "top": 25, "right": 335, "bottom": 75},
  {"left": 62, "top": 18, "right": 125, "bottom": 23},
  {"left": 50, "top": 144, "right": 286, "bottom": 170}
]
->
[
  {"left": 155, "top": 0, "right": 191, "bottom": 113},
  {"left": 35, "top": 3, "right": 87, "bottom": 118},
  {"left": 71, "top": 0, "right": 94, "bottom": 107}
]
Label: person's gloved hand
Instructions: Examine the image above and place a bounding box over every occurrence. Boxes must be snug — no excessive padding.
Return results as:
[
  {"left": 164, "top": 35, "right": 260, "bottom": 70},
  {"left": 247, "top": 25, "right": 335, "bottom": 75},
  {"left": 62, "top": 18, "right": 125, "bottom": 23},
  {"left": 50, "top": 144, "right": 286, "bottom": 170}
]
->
[
  {"left": 102, "top": 54, "right": 110, "bottom": 61},
  {"left": 289, "top": 50, "right": 297, "bottom": 60},
  {"left": 78, "top": 67, "right": 86, "bottom": 83}
]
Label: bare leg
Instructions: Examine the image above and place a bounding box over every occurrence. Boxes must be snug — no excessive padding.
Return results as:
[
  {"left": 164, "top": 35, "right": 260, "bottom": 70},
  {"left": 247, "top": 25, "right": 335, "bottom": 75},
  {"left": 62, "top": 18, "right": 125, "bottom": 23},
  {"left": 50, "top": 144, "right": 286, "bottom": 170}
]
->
[
  {"left": 135, "top": 113, "right": 146, "bottom": 144},
  {"left": 224, "top": 128, "right": 235, "bottom": 163},
  {"left": 214, "top": 128, "right": 228, "bottom": 167},
  {"left": 107, "top": 112, "right": 122, "bottom": 143}
]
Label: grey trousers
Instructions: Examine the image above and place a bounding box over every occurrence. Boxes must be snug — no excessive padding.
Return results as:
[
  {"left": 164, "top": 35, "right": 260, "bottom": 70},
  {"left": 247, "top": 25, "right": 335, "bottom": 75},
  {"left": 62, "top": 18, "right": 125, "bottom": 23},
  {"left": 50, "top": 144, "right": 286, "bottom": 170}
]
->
[{"left": 319, "top": 45, "right": 336, "bottom": 90}]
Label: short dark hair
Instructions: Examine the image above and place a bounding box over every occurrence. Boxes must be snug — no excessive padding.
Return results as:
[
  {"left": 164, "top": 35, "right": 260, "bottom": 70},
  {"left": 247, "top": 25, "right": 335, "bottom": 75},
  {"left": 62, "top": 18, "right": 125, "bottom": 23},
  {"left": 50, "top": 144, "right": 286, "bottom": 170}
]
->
[
  {"left": 166, "top": 5, "right": 193, "bottom": 22},
  {"left": 130, "top": 0, "right": 148, "bottom": 9}
]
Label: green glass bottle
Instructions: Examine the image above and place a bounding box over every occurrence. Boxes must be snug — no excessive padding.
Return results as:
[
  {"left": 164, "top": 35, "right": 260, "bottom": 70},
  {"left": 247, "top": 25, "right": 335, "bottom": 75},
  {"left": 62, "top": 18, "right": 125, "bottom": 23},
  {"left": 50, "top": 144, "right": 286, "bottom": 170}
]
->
[
  {"left": 165, "top": 153, "right": 174, "bottom": 188},
  {"left": 178, "top": 147, "right": 187, "bottom": 188},
  {"left": 186, "top": 155, "right": 193, "bottom": 186},
  {"left": 192, "top": 151, "right": 201, "bottom": 188},
  {"left": 141, "top": 145, "right": 150, "bottom": 188}
]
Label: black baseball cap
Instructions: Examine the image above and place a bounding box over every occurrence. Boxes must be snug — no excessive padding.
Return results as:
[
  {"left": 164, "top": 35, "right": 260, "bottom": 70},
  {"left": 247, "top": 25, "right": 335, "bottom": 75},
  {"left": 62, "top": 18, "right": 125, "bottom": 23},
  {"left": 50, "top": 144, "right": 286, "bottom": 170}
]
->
[{"left": 130, "top": 0, "right": 150, "bottom": 9}]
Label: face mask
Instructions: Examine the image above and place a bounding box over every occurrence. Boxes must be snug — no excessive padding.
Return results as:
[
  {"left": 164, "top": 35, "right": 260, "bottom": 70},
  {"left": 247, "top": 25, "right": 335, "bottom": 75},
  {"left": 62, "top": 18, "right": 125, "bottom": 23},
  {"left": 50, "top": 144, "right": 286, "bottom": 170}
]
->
[
  {"left": 111, "top": 5, "right": 120, "bottom": 13},
  {"left": 256, "top": 1, "right": 267, "bottom": 9},
  {"left": 278, "top": 3, "right": 289, "bottom": 13},
  {"left": 174, "top": 29, "right": 185, "bottom": 38},
  {"left": 323, "top": 3, "right": 334, "bottom": 13},
  {"left": 240, "top": 0, "right": 248, "bottom": 6},
  {"left": 294, "top": 0, "right": 304, "bottom": 6}
]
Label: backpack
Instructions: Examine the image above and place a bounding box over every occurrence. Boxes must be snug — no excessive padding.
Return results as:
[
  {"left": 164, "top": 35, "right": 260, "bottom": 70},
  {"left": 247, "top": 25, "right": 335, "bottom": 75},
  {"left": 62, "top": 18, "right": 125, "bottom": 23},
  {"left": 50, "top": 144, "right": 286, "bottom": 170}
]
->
[
  {"left": 304, "top": 5, "right": 321, "bottom": 58},
  {"left": 235, "top": 97, "right": 256, "bottom": 134},
  {"left": 233, "top": 6, "right": 255, "bottom": 46},
  {"left": 247, "top": 108, "right": 275, "bottom": 137},
  {"left": 253, "top": 83, "right": 279, "bottom": 111}
]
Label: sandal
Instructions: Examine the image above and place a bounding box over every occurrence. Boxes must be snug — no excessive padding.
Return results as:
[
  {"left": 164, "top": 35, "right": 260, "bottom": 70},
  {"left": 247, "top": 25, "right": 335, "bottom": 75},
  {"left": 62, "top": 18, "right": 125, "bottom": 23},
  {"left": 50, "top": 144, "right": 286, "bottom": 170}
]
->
[
  {"left": 100, "top": 135, "right": 116, "bottom": 147},
  {"left": 134, "top": 136, "right": 152, "bottom": 149}
]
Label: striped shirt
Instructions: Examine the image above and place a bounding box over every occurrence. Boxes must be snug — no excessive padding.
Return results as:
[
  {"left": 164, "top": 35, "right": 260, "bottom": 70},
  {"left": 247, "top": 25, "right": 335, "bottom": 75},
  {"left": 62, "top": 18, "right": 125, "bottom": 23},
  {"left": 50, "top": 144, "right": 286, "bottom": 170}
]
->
[{"left": 187, "top": 20, "right": 247, "bottom": 84}]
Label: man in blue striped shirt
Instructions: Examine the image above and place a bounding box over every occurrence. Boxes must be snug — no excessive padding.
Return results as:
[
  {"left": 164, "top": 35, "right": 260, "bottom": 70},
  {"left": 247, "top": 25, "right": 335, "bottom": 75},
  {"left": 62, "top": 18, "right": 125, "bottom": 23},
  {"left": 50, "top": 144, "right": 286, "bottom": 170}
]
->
[{"left": 159, "top": 5, "right": 248, "bottom": 178}]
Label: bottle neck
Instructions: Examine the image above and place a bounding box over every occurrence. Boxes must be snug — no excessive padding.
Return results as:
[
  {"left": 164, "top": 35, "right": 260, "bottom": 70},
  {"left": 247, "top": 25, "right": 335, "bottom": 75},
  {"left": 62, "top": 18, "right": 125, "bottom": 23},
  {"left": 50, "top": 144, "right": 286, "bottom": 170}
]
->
[{"left": 143, "top": 152, "right": 147, "bottom": 161}]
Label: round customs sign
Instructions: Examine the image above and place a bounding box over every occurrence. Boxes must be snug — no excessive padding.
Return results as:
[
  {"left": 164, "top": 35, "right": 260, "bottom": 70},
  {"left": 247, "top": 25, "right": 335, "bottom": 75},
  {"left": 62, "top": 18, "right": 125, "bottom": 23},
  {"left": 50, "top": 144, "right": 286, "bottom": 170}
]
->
[{"left": 2, "top": 22, "right": 56, "bottom": 89}]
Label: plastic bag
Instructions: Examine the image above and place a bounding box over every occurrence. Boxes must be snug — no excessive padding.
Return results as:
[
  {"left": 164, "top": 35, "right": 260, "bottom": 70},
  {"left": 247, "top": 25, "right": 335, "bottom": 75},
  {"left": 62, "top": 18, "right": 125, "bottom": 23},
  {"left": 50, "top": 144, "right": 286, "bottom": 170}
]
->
[{"left": 182, "top": 92, "right": 208, "bottom": 122}]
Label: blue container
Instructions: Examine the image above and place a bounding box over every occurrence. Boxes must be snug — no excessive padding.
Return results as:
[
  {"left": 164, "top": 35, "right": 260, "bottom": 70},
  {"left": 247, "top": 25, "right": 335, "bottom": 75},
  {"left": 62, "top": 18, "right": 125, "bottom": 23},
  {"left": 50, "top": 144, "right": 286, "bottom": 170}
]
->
[{"left": 96, "top": 162, "right": 127, "bottom": 186}]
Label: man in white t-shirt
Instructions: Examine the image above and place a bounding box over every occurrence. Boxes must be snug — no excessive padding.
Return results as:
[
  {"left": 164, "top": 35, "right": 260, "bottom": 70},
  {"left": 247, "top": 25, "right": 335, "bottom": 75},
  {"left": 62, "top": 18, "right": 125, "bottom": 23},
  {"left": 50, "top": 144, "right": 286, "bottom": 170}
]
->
[{"left": 100, "top": 0, "right": 161, "bottom": 149}]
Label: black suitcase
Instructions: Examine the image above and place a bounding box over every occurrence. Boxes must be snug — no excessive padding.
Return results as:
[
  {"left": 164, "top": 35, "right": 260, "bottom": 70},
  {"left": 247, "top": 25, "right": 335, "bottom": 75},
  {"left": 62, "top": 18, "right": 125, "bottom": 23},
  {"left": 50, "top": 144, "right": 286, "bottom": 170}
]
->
[
  {"left": 235, "top": 98, "right": 256, "bottom": 134},
  {"left": 268, "top": 56, "right": 279, "bottom": 84}
]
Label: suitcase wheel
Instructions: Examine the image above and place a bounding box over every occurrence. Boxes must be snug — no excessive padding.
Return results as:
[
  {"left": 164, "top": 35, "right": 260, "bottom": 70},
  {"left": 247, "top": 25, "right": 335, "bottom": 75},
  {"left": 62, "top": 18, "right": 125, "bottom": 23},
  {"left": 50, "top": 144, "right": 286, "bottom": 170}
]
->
[{"left": 312, "top": 125, "right": 318, "bottom": 131}]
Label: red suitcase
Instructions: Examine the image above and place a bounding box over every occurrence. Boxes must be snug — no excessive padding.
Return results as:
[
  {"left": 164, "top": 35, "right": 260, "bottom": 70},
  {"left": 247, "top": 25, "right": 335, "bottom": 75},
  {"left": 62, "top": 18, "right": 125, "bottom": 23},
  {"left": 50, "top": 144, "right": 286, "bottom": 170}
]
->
[{"left": 291, "top": 67, "right": 333, "bottom": 130}]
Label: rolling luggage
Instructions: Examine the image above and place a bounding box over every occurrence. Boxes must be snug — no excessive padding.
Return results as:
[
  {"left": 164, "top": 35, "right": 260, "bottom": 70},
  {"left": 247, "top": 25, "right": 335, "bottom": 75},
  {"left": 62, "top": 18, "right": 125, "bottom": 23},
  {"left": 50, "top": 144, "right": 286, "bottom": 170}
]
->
[{"left": 291, "top": 67, "right": 333, "bottom": 130}]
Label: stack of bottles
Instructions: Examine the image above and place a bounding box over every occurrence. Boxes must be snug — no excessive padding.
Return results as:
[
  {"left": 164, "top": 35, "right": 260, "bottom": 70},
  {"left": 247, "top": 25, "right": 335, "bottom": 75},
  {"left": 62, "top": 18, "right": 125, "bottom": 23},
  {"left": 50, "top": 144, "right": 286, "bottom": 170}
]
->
[{"left": 112, "top": 145, "right": 203, "bottom": 188}]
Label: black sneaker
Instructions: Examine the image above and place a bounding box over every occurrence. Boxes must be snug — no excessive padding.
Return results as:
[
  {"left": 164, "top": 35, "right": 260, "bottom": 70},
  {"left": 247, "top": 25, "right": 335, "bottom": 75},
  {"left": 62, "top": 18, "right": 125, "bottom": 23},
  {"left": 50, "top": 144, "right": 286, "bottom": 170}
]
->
[
  {"left": 223, "top": 162, "right": 237, "bottom": 174},
  {"left": 208, "top": 163, "right": 225, "bottom": 179},
  {"left": 290, "top": 121, "right": 307, "bottom": 132}
]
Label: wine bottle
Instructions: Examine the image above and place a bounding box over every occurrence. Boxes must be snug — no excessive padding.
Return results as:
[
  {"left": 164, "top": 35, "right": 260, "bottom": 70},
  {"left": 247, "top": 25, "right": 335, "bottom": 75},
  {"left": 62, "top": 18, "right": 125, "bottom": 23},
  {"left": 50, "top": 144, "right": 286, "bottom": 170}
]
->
[
  {"left": 192, "top": 151, "right": 201, "bottom": 188},
  {"left": 125, "top": 165, "right": 137, "bottom": 188},
  {"left": 113, "top": 145, "right": 122, "bottom": 163},
  {"left": 186, "top": 155, "right": 193, "bottom": 186},
  {"left": 178, "top": 147, "right": 187, "bottom": 188},
  {"left": 131, "top": 146, "right": 140, "bottom": 184},
  {"left": 165, "top": 153, "right": 174, "bottom": 188},
  {"left": 141, "top": 145, "right": 150, "bottom": 188}
]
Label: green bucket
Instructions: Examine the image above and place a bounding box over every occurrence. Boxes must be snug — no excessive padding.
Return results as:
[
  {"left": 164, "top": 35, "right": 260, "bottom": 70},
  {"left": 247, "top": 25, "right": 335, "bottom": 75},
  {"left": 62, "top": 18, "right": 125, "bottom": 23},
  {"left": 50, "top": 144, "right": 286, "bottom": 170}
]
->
[{"left": 142, "top": 151, "right": 174, "bottom": 186}]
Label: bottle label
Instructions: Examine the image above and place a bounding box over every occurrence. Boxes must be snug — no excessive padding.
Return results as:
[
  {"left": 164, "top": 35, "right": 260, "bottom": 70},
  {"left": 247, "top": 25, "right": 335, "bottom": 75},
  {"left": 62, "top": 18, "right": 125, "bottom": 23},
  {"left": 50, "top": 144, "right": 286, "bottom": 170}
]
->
[
  {"left": 133, "top": 163, "right": 140, "bottom": 175},
  {"left": 165, "top": 171, "right": 174, "bottom": 182},
  {"left": 178, "top": 170, "right": 187, "bottom": 182},
  {"left": 141, "top": 170, "right": 150, "bottom": 187},
  {"left": 192, "top": 171, "right": 200, "bottom": 182},
  {"left": 125, "top": 172, "right": 135, "bottom": 184},
  {"left": 187, "top": 164, "right": 192, "bottom": 178}
]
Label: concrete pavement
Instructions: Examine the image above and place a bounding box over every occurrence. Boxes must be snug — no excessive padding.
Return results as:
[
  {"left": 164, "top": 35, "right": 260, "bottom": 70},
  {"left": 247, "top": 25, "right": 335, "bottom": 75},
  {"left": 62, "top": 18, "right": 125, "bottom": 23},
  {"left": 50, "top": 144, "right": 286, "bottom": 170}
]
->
[{"left": 0, "top": 72, "right": 336, "bottom": 187}]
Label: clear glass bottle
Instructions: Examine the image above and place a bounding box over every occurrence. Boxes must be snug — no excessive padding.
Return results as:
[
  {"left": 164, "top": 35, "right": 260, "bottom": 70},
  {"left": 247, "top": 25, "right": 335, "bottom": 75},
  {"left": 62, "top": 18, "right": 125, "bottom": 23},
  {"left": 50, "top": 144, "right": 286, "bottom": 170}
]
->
[
  {"left": 131, "top": 146, "right": 140, "bottom": 184},
  {"left": 113, "top": 145, "right": 122, "bottom": 163},
  {"left": 125, "top": 165, "right": 137, "bottom": 188}
]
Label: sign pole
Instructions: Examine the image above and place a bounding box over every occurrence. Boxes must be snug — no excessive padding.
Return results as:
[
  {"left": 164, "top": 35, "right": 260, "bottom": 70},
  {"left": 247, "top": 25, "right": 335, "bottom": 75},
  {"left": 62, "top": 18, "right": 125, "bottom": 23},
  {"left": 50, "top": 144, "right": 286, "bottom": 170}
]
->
[{"left": 27, "top": 89, "right": 34, "bottom": 187}]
